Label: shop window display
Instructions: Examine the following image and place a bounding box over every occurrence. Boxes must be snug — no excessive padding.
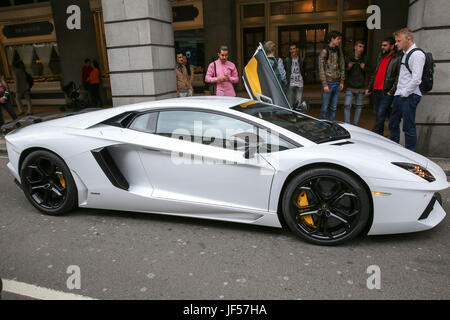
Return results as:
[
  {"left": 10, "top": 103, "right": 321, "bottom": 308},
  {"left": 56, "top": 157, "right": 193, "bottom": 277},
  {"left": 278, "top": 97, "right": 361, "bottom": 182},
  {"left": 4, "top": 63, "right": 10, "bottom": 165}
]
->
[{"left": 5, "top": 42, "right": 61, "bottom": 81}]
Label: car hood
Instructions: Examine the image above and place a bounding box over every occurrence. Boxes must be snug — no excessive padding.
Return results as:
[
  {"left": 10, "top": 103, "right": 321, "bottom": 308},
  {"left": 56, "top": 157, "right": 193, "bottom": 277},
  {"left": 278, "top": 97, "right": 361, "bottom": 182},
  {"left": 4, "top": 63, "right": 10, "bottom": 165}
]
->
[{"left": 338, "top": 123, "right": 430, "bottom": 168}]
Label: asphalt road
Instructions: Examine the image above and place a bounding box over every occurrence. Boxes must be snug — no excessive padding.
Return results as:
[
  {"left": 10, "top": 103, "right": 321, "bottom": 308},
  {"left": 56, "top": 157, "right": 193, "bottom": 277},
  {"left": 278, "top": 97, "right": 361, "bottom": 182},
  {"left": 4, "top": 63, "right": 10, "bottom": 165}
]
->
[{"left": 0, "top": 157, "right": 449, "bottom": 300}]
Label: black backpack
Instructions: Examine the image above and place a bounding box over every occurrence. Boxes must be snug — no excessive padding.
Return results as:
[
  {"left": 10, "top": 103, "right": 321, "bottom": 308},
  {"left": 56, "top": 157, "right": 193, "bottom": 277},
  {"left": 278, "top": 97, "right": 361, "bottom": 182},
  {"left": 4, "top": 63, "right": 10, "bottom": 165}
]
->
[
  {"left": 404, "top": 48, "right": 434, "bottom": 93},
  {"left": 25, "top": 71, "right": 34, "bottom": 89}
]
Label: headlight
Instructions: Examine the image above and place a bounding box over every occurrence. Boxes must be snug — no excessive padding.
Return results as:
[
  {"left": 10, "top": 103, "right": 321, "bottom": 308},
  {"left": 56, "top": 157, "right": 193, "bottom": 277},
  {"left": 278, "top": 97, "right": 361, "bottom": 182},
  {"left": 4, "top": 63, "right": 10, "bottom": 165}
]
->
[{"left": 392, "top": 162, "right": 435, "bottom": 182}]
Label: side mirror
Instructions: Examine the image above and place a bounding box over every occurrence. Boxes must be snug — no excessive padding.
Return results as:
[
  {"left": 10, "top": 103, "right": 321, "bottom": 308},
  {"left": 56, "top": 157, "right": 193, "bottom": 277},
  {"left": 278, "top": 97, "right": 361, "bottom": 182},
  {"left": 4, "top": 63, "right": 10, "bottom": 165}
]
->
[{"left": 229, "top": 132, "right": 265, "bottom": 159}]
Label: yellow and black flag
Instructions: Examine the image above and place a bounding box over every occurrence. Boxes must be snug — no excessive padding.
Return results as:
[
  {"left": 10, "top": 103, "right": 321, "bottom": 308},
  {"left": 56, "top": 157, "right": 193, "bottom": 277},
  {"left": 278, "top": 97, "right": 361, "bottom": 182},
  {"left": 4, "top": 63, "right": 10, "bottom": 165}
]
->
[{"left": 243, "top": 43, "right": 291, "bottom": 109}]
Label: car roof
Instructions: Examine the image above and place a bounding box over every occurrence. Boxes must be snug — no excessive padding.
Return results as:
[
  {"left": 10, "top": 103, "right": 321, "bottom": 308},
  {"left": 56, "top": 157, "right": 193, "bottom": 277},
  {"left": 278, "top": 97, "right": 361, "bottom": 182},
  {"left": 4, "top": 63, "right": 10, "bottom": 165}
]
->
[
  {"left": 49, "top": 96, "right": 252, "bottom": 129},
  {"left": 122, "top": 96, "right": 252, "bottom": 111}
]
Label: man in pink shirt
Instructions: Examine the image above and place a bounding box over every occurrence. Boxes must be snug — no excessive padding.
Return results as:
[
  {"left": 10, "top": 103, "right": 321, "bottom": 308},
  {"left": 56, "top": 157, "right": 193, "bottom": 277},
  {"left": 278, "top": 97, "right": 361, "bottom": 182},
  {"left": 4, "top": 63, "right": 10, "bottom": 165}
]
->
[{"left": 205, "top": 46, "right": 239, "bottom": 96}]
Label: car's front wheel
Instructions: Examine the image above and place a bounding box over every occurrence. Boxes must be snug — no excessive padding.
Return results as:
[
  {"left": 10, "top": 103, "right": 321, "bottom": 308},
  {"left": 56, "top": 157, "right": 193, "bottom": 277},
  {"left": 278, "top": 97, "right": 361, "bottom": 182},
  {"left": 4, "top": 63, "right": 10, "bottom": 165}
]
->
[
  {"left": 20, "top": 150, "right": 78, "bottom": 215},
  {"left": 282, "top": 167, "right": 371, "bottom": 245}
]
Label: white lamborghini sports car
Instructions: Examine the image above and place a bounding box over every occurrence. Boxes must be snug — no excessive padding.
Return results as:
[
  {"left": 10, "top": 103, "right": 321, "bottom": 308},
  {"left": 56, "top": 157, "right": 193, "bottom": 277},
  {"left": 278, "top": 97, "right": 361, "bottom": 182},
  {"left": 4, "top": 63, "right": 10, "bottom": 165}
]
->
[{"left": 4, "top": 46, "right": 449, "bottom": 245}]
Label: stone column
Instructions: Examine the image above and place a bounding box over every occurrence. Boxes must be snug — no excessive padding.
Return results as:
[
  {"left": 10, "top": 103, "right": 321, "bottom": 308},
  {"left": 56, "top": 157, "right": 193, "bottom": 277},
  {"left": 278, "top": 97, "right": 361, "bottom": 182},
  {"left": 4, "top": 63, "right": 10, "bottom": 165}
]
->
[
  {"left": 408, "top": 0, "right": 450, "bottom": 157},
  {"left": 101, "top": 0, "right": 177, "bottom": 107}
]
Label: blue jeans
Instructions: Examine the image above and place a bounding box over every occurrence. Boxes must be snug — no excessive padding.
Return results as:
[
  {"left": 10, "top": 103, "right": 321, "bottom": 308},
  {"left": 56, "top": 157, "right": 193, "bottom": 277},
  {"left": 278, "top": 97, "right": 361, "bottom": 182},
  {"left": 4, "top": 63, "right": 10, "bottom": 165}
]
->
[
  {"left": 321, "top": 82, "right": 340, "bottom": 121},
  {"left": 288, "top": 86, "right": 303, "bottom": 108},
  {"left": 344, "top": 90, "right": 364, "bottom": 125},
  {"left": 389, "top": 94, "right": 421, "bottom": 151},
  {"left": 0, "top": 98, "right": 18, "bottom": 127},
  {"left": 372, "top": 91, "right": 394, "bottom": 136}
]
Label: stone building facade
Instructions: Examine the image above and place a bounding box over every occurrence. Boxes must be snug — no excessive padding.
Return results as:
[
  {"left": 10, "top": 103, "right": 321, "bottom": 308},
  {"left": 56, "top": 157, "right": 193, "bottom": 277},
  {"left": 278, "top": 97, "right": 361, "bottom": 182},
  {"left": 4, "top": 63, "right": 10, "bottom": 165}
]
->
[
  {"left": 101, "top": 0, "right": 177, "bottom": 106},
  {"left": 407, "top": 0, "right": 450, "bottom": 157}
]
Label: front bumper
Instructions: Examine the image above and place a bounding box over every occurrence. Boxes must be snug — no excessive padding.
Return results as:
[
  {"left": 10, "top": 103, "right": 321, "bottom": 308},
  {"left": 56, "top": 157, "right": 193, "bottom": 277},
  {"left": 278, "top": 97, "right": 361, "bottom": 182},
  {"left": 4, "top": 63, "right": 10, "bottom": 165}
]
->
[{"left": 368, "top": 184, "right": 448, "bottom": 235}]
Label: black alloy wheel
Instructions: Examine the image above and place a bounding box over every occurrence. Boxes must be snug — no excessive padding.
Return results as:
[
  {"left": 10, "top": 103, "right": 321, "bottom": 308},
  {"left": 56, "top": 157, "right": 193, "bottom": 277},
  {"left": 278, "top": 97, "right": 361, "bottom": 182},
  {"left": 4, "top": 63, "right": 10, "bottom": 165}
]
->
[
  {"left": 282, "top": 167, "right": 370, "bottom": 245},
  {"left": 20, "top": 150, "right": 78, "bottom": 215}
]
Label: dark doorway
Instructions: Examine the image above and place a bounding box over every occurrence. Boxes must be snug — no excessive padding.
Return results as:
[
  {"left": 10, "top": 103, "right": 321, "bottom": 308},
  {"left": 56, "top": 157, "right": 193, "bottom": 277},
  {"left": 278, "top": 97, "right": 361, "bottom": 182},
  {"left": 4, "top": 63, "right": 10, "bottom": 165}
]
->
[
  {"left": 174, "top": 29, "right": 205, "bottom": 93},
  {"left": 243, "top": 27, "right": 265, "bottom": 66},
  {"left": 343, "top": 21, "right": 369, "bottom": 56}
]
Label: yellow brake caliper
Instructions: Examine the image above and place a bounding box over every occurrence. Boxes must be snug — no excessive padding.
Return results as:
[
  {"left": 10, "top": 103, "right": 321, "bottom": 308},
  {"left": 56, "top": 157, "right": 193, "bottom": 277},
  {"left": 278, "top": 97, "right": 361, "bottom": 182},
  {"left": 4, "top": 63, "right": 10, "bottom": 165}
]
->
[
  {"left": 297, "top": 190, "right": 316, "bottom": 228},
  {"left": 57, "top": 173, "right": 66, "bottom": 188}
]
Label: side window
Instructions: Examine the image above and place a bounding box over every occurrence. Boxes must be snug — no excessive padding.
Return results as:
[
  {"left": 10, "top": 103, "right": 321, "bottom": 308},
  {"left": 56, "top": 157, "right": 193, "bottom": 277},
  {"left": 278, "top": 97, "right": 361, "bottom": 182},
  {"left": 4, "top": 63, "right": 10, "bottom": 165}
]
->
[
  {"left": 257, "top": 128, "right": 296, "bottom": 153},
  {"left": 155, "top": 110, "right": 257, "bottom": 149},
  {"left": 128, "top": 112, "right": 158, "bottom": 133}
]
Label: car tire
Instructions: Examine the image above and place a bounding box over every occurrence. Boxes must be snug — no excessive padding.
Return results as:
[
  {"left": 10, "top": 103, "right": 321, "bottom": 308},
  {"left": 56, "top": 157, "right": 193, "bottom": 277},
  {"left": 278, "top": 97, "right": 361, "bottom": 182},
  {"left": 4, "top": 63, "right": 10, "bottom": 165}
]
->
[
  {"left": 20, "top": 150, "right": 78, "bottom": 216},
  {"left": 282, "top": 167, "right": 371, "bottom": 245}
]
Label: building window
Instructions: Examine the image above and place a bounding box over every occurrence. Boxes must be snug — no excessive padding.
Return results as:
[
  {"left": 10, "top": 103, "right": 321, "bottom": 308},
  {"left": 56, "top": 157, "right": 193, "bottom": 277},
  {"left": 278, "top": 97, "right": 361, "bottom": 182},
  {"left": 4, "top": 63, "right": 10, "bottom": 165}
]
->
[
  {"left": 293, "top": 0, "right": 314, "bottom": 13},
  {"left": 0, "top": 0, "right": 49, "bottom": 7},
  {"left": 243, "top": 3, "right": 265, "bottom": 19},
  {"left": 243, "top": 27, "right": 265, "bottom": 65},
  {"left": 271, "top": 1, "right": 313, "bottom": 15},
  {"left": 0, "top": 0, "right": 11, "bottom": 7},
  {"left": 5, "top": 42, "right": 61, "bottom": 80},
  {"left": 343, "top": 21, "right": 368, "bottom": 56},
  {"left": 13, "top": 0, "right": 35, "bottom": 5},
  {"left": 271, "top": 1, "right": 291, "bottom": 15},
  {"left": 315, "top": 0, "right": 337, "bottom": 12},
  {"left": 271, "top": 0, "right": 340, "bottom": 15},
  {"left": 279, "top": 24, "right": 327, "bottom": 84},
  {"left": 174, "top": 28, "right": 205, "bottom": 92},
  {"left": 343, "top": 0, "right": 369, "bottom": 10}
]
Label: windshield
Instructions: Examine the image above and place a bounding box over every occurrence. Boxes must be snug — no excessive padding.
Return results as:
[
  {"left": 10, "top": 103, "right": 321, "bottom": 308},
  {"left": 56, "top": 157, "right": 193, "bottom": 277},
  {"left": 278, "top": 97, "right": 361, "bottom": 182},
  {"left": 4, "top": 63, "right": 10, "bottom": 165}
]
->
[{"left": 231, "top": 102, "right": 350, "bottom": 144}]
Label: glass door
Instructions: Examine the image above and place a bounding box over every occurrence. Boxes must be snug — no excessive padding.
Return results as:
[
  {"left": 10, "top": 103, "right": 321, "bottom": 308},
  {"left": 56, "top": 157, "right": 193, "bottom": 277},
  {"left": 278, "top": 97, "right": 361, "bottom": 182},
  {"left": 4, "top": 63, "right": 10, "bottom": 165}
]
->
[
  {"left": 243, "top": 27, "right": 265, "bottom": 66},
  {"left": 279, "top": 24, "right": 328, "bottom": 84},
  {"left": 343, "top": 21, "right": 368, "bottom": 57}
]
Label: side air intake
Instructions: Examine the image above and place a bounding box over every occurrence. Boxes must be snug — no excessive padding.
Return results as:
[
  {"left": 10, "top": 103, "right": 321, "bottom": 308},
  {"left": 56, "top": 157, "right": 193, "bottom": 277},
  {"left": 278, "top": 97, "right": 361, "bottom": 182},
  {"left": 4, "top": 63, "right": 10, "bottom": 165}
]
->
[{"left": 91, "top": 147, "right": 130, "bottom": 191}]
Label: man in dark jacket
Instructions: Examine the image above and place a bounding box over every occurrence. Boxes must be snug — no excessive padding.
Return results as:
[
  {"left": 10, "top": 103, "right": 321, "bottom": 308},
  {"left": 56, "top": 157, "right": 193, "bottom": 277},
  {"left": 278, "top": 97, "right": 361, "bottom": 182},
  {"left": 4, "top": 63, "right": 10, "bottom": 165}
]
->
[
  {"left": 366, "top": 37, "right": 403, "bottom": 136},
  {"left": 344, "top": 40, "right": 367, "bottom": 126}
]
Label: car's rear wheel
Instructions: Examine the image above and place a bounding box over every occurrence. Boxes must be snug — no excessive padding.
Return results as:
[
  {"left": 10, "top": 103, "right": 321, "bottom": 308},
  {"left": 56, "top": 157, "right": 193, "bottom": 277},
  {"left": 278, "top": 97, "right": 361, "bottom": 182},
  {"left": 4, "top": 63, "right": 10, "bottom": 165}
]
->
[
  {"left": 282, "top": 167, "right": 370, "bottom": 245},
  {"left": 20, "top": 150, "right": 78, "bottom": 215}
]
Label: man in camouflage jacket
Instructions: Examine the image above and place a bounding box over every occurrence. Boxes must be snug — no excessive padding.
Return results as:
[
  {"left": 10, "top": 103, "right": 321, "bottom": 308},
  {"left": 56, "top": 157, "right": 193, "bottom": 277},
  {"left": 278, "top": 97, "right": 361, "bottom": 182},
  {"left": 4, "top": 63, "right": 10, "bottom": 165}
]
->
[{"left": 318, "top": 31, "right": 345, "bottom": 121}]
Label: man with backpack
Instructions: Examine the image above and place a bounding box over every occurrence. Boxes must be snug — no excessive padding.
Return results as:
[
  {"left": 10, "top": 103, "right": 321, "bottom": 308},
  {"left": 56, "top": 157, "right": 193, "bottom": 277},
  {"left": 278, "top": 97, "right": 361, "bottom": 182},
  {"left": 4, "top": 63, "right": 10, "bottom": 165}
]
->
[
  {"left": 389, "top": 28, "right": 431, "bottom": 152},
  {"left": 318, "top": 31, "right": 345, "bottom": 121}
]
